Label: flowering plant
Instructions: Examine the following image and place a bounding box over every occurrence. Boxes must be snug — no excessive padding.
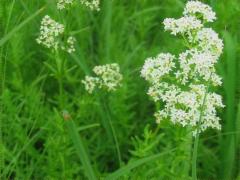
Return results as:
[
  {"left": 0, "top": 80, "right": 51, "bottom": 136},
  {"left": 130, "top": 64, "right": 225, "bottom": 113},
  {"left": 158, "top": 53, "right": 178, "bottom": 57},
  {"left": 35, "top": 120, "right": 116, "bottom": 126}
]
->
[{"left": 141, "top": 0, "right": 224, "bottom": 135}]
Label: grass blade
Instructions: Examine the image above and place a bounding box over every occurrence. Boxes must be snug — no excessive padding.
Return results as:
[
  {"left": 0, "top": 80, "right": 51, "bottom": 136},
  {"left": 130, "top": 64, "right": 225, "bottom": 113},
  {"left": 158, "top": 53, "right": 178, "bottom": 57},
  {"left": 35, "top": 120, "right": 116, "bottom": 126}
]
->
[
  {"left": 66, "top": 119, "right": 97, "bottom": 180},
  {"left": 236, "top": 101, "right": 240, "bottom": 174},
  {"left": 78, "top": 123, "right": 100, "bottom": 132},
  {"left": 220, "top": 31, "right": 237, "bottom": 179},
  {"left": 3, "top": 122, "right": 49, "bottom": 177},
  {"left": 0, "top": 7, "right": 44, "bottom": 47},
  {"left": 105, "top": 148, "right": 176, "bottom": 180}
]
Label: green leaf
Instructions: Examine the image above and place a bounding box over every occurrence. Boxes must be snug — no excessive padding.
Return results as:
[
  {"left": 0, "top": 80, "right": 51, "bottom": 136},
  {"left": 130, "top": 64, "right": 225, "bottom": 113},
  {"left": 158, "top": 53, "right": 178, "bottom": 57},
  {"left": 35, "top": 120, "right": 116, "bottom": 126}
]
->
[
  {"left": 0, "top": 7, "right": 45, "bottom": 47},
  {"left": 66, "top": 119, "right": 97, "bottom": 180},
  {"left": 105, "top": 148, "right": 176, "bottom": 180}
]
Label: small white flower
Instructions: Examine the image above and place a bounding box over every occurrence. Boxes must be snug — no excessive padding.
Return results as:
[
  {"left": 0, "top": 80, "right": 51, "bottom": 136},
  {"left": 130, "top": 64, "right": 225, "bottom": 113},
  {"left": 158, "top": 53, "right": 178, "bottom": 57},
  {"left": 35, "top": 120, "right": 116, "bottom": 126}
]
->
[{"left": 155, "top": 110, "right": 168, "bottom": 124}]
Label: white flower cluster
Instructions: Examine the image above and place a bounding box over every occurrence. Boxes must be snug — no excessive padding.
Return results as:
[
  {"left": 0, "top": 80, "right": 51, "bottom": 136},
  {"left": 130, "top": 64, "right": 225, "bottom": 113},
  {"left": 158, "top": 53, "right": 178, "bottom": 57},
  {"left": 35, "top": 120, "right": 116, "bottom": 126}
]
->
[
  {"left": 36, "top": 15, "right": 64, "bottom": 49},
  {"left": 57, "top": 0, "right": 74, "bottom": 10},
  {"left": 140, "top": 53, "right": 175, "bottom": 84},
  {"left": 141, "top": 1, "right": 224, "bottom": 134},
  {"left": 153, "top": 83, "right": 224, "bottom": 134},
  {"left": 163, "top": 16, "right": 203, "bottom": 36},
  {"left": 62, "top": 36, "right": 76, "bottom": 53},
  {"left": 163, "top": 0, "right": 219, "bottom": 36},
  {"left": 81, "top": 76, "right": 99, "bottom": 94},
  {"left": 57, "top": 0, "right": 100, "bottom": 11},
  {"left": 183, "top": 0, "right": 216, "bottom": 22},
  {"left": 36, "top": 15, "right": 76, "bottom": 53},
  {"left": 176, "top": 49, "right": 222, "bottom": 86},
  {"left": 80, "top": 0, "right": 100, "bottom": 11},
  {"left": 196, "top": 28, "right": 223, "bottom": 58},
  {"left": 82, "top": 63, "right": 122, "bottom": 93}
]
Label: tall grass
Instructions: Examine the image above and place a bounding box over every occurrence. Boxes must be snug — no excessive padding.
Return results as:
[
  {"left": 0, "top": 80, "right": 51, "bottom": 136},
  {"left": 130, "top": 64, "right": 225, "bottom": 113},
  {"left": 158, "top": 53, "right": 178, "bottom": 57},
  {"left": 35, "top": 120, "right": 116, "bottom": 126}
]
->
[{"left": 220, "top": 32, "right": 238, "bottom": 180}]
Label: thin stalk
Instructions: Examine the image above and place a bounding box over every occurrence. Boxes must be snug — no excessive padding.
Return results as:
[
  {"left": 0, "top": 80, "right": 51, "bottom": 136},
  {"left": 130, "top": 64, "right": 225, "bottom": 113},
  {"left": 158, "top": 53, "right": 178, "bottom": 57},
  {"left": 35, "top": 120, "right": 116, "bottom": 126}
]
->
[
  {"left": 191, "top": 74, "right": 212, "bottom": 180},
  {"left": 0, "top": 0, "right": 7, "bottom": 176},
  {"left": 55, "top": 50, "right": 66, "bottom": 177},
  {"left": 184, "top": 129, "right": 193, "bottom": 178},
  {"left": 0, "top": 7, "right": 44, "bottom": 47},
  {"left": 102, "top": 0, "right": 112, "bottom": 63},
  {"left": 100, "top": 93, "right": 122, "bottom": 167},
  {"left": 0, "top": 38, "right": 3, "bottom": 180},
  {"left": 57, "top": 75, "right": 64, "bottom": 109},
  {"left": 104, "top": 100, "right": 122, "bottom": 166},
  {"left": 0, "top": 57, "right": 3, "bottom": 179},
  {"left": 66, "top": 119, "right": 97, "bottom": 180},
  {"left": 192, "top": 132, "right": 199, "bottom": 180},
  {"left": 55, "top": 50, "right": 65, "bottom": 109},
  {"left": 108, "top": 115, "right": 122, "bottom": 166}
]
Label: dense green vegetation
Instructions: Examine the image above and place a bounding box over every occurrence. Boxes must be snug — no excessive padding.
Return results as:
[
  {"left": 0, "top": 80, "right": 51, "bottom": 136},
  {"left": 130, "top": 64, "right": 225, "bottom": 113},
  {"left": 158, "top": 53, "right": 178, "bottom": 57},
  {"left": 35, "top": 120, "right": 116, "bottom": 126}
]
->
[{"left": 0, "top": 0, "right": 239, "bottom": 179}]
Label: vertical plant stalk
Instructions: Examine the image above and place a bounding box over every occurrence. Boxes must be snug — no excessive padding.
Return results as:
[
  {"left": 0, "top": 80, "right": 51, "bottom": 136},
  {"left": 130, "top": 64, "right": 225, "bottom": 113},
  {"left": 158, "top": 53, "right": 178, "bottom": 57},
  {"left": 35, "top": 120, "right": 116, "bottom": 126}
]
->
[
  {"left": 0, "top": 0, "right": 5, "bottom": 176},
  {"left": 0, "top": 1, "right": 19, "bottom": 177},
  {"left": 0, "top": 7, "right": 44, "bottom": 47},
  {"left": 66, "top": 118, "right": 97, "bottom": 180},
  {"left": 55, "top": 50, "right": 65, "bottom": 109},
  {"left": 192, "top": 74, "right": 212, "bottom": 180},
  {"left": 104, "top": 100, "right": 122, "bottom": 166},
  {"left": 183, "top": 129, "right": 192, "bottom": 177},
  {"left": 221, "top": 32, "right": 237, "bottom": 180},
  {"left": 103, "top": 0, "right": 112, "bottom": 63},
  {"left": 0, "top": 33, "right": 3, "bottom": 180},
  {"left": 109, "top": 117, "right": 122, "bottom": 166},
  {"left": 191, "top": 132, "right": 199, "bottom": 180},
  {"left": 97, "top": 93, "right": 122, "bottom": 167},
  {"left": 55, "top": 50, "right": 66, "bottom": 177}
]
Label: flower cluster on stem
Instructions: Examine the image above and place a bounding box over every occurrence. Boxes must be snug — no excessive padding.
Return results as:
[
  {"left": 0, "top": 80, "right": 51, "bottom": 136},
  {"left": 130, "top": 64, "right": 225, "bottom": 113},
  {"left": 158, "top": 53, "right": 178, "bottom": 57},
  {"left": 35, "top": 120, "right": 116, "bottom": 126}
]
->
[
  {"left": 141, "top": 0, "right": 224, "bottom": 135},
  {"left": 57, "top": 0, "right": 74, "bottom": 10},
  {"left": 82, "top": 63, "right": 123, "bottom": 93},
  {"left": 57, "top": 0, "right": 100, "bottom": 11},
  {"left": 36, "top": 15, "right": 76, "bottom": 54}
]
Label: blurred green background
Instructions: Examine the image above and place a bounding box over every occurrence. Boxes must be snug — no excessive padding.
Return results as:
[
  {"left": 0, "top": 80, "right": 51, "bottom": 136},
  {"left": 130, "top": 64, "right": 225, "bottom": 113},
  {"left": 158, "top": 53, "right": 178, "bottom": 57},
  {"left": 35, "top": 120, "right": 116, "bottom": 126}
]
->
[{"left": 0, "top": 0, "right": 239, "bottom": 179}]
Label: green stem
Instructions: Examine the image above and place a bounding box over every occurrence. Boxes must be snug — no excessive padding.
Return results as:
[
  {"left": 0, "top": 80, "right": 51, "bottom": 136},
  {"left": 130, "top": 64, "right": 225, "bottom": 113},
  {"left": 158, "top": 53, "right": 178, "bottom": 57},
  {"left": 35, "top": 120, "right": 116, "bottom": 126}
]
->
[
  {"left": 55, "top": 50, "right": 65, "bottom": 109},
  {"left": 192, "top": 132, "right": 199, "bottom": 180},
  {"left": 0, "top": 38, "right": 3, "bottom": 180},
  {"left": 191, "top": 74, "right": 212, "bottom": 180},
  {"left": 184, "top": 129, "right": 192, "bottom": 178},
  {"left": 58, "top": 75, "right": 64, "bottom": 109},
  {"left": 103, "top": 94, "right": 122, "bottom": 167},
  {"left": 66, "top": 119, "right": 97, "bottom": 180},
  {"left": 0, "top": 1, "right": 5, "bottom": 177},
  {"left": 108, "top": 114, "right": 122, "bottom": 166},
  {"left": 55, "top": 50, "right": 66, "bottom": 177}
]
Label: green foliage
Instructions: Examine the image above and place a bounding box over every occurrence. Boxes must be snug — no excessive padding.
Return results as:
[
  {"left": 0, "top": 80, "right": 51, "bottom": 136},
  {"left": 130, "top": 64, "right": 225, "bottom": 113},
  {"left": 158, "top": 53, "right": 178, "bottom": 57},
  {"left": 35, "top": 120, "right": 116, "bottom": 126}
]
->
[{"left": 1, "top": 0, "right": 239, "bottom": 179}]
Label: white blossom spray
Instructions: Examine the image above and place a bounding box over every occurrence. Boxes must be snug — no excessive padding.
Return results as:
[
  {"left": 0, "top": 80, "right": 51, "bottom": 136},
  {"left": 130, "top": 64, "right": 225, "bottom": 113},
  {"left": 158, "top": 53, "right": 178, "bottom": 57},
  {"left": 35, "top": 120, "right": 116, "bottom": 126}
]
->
[{"left": 141, "top": 1, "right": 224, "bottom": 178}]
